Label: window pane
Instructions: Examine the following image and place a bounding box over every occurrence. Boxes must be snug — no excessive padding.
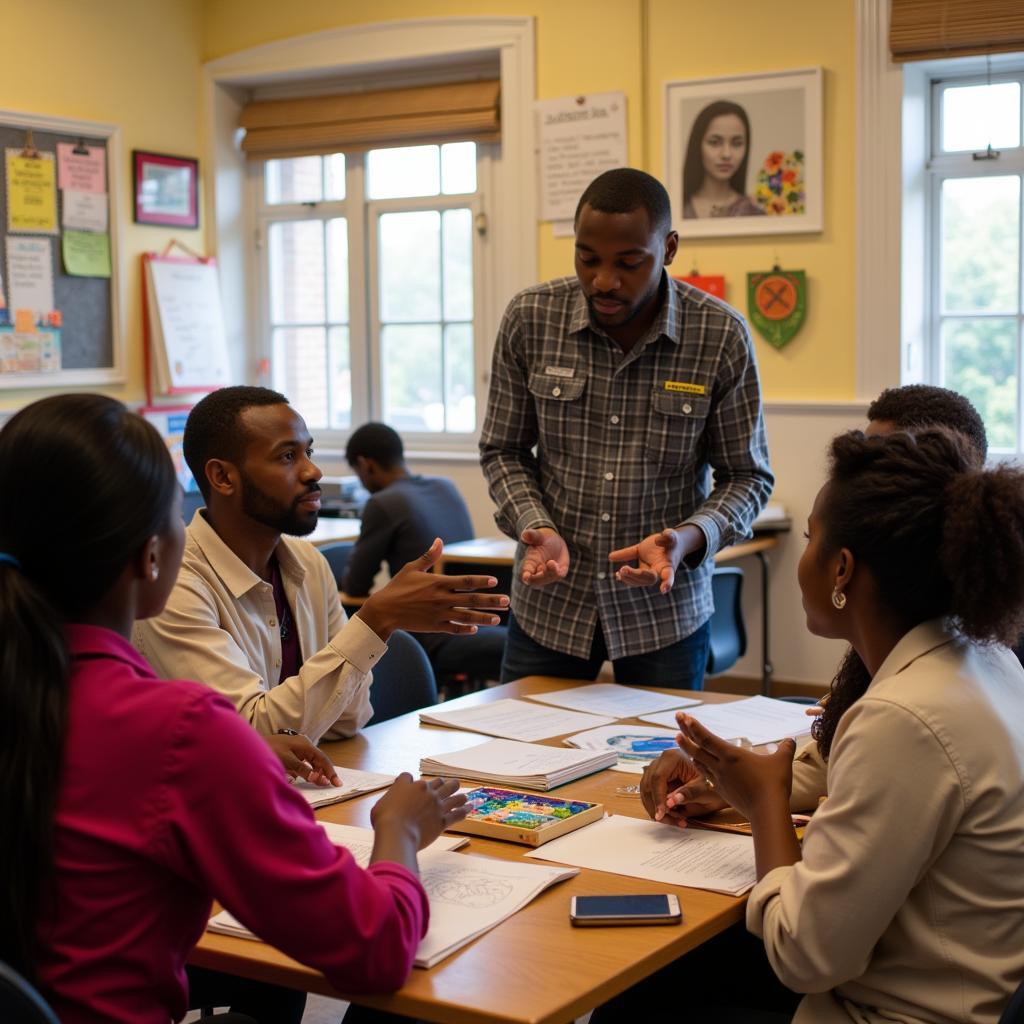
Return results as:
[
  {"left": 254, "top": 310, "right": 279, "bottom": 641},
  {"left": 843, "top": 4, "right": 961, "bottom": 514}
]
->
[
  {"left": 441, "top": 142, "right": 477, "bottom": 194},
  {"left": 444, "top": 323, "right": 475, "bottom": 433},
  {"left": 325, "top": 154, "right": 346, "bottom": 200},
  {"left": 328, "top": 326, "right": 351, "bottom": 430},
  {"left": 273, "top": 327, "right": 328, "bottom": 429},
  {"left": 442, "top": 208, "right": 473, "bottom": 320},
  {"left": 269, "top": 220, "right": 325, "bottom": 324},
  {"left": 941, "top": 176, "right": 1020, "bottom": 315},
  {"left": 942, "top": 82, "right": 1021, "bottom": 152},
  {"left": 367, "top": 145, "right": 440, "bottom": 199},
  {"left": 265, "top": 156, "right": 323, "bottom": 204},
  {"left": 326, "top": 218, "right": 349, "bottom": 324},
  {"left": 381, "top": 324, "right": 443, "bottom": 432},
  {"left": 379, "top": 211, "right": 441, "bottom": 321},
  {"left": 941, "top": 317, "right": 1018, "bottom": 450}
]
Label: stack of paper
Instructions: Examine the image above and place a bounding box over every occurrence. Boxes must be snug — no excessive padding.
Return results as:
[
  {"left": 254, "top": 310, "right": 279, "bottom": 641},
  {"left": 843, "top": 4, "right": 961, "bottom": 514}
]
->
[
  {"left": 208, "top": 823, "right": 578, "bottom": 967},
  {"left": 290, "top": 766, "right": 396, "bottom": 809},
  {"left": 526, "top": 682, "right": 701, "bottom": 718},
  {"left": 526, "top": 814, "right": 757, "bottom": 896},
  {"left": 564, "top": 724, "right": 681, "bottom": 774},
  {"left": 420, "top": 738, "right": 617, "bottom": 791},
  {"left": 640, "top": 695, "right": 813, "bottom": 746},
  {"left": 419, "top": 698, "right": 614, "bottom": 741}
]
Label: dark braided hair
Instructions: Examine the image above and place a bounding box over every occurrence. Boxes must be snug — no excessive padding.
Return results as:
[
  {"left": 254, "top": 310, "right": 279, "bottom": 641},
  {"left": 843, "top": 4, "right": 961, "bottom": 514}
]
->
[{"left": 813, "top": 428, "right": 1024, "bottom": 759}]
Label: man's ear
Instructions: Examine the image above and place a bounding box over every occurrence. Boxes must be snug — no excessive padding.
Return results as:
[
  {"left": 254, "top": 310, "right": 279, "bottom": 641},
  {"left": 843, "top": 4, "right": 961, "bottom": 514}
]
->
[
  {"left": 663, "top": 229, "right": 679, "bottom": 267},
  {"left": 205, "top": 458, "right": 237, "bottom": 498}
]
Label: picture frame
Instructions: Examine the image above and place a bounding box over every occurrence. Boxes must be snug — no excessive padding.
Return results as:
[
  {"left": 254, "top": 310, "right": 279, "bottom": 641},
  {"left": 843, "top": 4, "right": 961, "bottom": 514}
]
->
[
  {"left": 132, "top": 150, "right": 198, "bottom": 228},
  {"left": 664, "top": 67, "right": 823, "bottom": 238}
]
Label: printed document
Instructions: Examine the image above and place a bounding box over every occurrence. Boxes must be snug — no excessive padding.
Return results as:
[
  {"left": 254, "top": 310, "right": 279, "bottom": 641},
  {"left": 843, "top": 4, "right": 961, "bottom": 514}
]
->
[
  {"left": 527, "top": 682, "right": 700, "bottom": 718},
  {"left": 420, "top": 698, "right": 614, "bottom": 742},
  {"left": 564, "top": 724, "right": 681, "bottom": 774},
  {"left": 640, "top": 695, "right": 813, "bottom": 746},
  {"left": 290, "top": 767, "right": 396, "bottom": 809}
]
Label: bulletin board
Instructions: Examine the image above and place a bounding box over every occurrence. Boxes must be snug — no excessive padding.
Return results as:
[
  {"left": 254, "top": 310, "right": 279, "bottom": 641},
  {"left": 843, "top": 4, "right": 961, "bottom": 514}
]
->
[{"left": 0, "top": 108, "right": 123, "bottom": 389}]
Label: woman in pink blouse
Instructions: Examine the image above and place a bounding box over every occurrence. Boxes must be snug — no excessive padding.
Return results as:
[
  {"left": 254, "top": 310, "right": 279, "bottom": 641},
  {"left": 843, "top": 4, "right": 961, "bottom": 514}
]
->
[{"left": 0, "top": 393, "right": 466, "bottom": 1024}]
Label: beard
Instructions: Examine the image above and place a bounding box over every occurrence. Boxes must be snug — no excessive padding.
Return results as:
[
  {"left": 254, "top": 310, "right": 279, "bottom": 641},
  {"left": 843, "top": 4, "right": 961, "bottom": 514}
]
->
[{"left": 240, "top": 472, "right": 319, "bottom": 536}]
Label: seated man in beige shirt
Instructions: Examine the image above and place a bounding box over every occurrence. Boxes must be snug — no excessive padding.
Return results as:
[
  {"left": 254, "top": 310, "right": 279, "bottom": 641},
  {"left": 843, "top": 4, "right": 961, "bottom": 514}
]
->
[
  {"left": 134, "top": 386, "right": 508, "bottom": 751},
  {"left": 644, "top": 383, "right": 990, "bottom": 819}
]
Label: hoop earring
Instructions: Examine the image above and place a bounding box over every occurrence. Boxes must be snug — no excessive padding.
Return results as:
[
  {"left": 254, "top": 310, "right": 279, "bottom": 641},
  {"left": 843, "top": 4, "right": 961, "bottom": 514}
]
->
[{"left": 831, "top": 587, "right": 846, "bottom": 610}]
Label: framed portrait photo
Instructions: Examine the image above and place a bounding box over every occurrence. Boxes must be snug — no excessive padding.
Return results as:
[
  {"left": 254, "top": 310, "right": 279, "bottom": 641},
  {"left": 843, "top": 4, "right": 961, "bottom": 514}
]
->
[
  {"left": 664, "top": 67, "right": 822, "bottom": 239},
  {"left": 132, "top": 150, "right": 199, "bottom": 228}
]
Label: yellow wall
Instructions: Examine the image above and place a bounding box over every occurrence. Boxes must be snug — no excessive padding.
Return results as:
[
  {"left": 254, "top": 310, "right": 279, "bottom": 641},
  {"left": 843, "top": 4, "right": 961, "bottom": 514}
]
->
[
  {"left": 204, "top": 0, "right": 858, "bottom": 400},
  {"left": 0, "top": 0, "right": 205, "bottom": 410}
]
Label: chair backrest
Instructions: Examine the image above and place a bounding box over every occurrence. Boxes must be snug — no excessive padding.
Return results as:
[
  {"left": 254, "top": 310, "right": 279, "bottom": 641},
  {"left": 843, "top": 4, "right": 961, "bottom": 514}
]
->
[
  {"left": 0, "top": 961, "right": 61, "bottom": 1024},
  {"left": 318, "top": 541, "right": 355, "bottom": 590},
  {"left": 367, "top": 629, "right": 439, "bottom": 725},
  {"left": 1000, "top": 976, "right": 1024, "bottom": 1024},
  {"left": 707, "top": 567, "right": 747, "bottom": 676}
]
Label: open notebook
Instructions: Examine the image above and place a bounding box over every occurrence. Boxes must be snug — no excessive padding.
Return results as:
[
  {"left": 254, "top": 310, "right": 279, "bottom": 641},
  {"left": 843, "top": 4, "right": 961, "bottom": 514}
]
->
[
  {"left": 208, "top": 822, "right": 577, "bottom": 967},
  {"left": 289, "top": 766, "right": 395, "bottom": 809}
]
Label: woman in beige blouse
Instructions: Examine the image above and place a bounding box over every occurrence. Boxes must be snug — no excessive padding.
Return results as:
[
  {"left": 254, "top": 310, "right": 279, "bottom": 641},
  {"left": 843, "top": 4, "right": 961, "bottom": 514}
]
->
[{"left": 601, "top": 428, "right": 1024, "bottom": 1023}]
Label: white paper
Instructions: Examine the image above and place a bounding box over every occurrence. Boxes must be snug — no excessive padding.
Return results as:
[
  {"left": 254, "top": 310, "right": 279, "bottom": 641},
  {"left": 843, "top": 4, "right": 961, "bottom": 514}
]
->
[
  {"left": 61, "top": 189, "right": 108, "bottom": 232},
  {"left": 639, "top": 696, "right": 813, "bottom": 747},
  {"left": 290, "top": 766, "right": 395, "bottom": 809},
  {"left": 6, "top": 237, "right": 54, "bottom": 323},
  {"left": 536, "top": 92, "right": 628, "bottom": 221},
  {"left": 421, "top": 737, "right": 617, "bottom": 790},
  {"left": 526, "top": 814, "right": 756, "bottom": 896},
  {"left": 528, "top": 683, "right": 701, "bottom": 719},
  {"left": 564, "top": 724, "right": 682, "bottom": 774},
  {"left": 420, "top": 698, "right": 614, "bottom": 742},
  {"left": 209, "top": 825, "right": 576, "bottom": 968}
]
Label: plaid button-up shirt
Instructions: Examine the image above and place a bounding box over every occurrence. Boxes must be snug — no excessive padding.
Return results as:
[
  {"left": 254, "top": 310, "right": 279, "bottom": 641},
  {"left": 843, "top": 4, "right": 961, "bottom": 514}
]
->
[{"left": 479, "top": 274, "right": 773, "bottom": 660}]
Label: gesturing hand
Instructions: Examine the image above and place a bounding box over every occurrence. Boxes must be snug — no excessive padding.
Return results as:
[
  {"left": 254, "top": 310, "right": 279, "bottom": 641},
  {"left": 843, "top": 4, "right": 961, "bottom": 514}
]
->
[
  {"left": 640, "top": 747, "right": 727, "bottom": 827},
  {"left": 609, "top": 529, "right": 686, "bottom": 593},
  {"left": 358, "top": 538, "right": 510, "bottom": 640},
  {"left": 263, "top": 733, "right": 340, "bottom": 788},
  {"left": 370, "top": 775, "right": 469, "bottom": 868},
  {"left": 520, "top": 527, "right": 570, "bottom": 587}
]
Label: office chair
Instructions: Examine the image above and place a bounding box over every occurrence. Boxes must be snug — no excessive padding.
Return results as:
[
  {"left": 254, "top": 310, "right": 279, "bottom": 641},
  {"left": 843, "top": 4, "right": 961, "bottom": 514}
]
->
[
  {"left": 366, "top": 628, "right": 439, "bottom": 725},
  {"left": 0, "top": 960, "right": 61, "bottom": 1024},
  {"left": 317, "top": 541, "right": 354, "bottom": 588},
  {"left": 1000, "top": 976, "right": 1024, "bottom": 1024},
  {"left": 706, "top": 567, "right": 747, "bottom": 676}
]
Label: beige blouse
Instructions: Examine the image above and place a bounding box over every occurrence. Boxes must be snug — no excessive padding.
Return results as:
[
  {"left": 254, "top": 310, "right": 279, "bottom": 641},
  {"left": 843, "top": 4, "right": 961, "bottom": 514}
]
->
[
  {"left": 134, "top": 511, "right": 385, "bottom": 742},
  {"left": 748, "top": 620, "right": 1024, "bottom": 1023}
]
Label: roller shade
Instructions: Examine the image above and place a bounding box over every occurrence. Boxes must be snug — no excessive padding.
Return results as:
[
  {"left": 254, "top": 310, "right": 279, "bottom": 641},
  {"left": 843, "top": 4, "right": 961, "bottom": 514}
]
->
[
  {"left": 239, "top": 79, "right": 500, "bottom": 159},
  {"left": 890, "top": 0, "right": 1024, "bottom": 62}
]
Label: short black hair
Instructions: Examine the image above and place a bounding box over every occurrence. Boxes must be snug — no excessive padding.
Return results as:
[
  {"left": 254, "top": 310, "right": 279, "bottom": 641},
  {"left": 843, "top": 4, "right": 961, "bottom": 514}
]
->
[
  {"left": 574, "top": 168, "right": 672, "bottom": 234},
  {"left": 867, "top": 385, "right": 988, "bottom": 463},
  {"left": 345, "top": 422, "right": 404, "bottom": 469},
  {"left": 183, "top": 386, "right": 289, "bottom": 499}
]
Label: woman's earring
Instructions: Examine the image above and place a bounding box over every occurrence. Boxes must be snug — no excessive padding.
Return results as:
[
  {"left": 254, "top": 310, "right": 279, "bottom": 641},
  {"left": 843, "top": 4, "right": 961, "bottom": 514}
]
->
[
  {"left": 151, "top": 566, "right": 159, "bottom": 581},
  {"left": 831, "top": 587, "right": 846, "bottom": 610}
]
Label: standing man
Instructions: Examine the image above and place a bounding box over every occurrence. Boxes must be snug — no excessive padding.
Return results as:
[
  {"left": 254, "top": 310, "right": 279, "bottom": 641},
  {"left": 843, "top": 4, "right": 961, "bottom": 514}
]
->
[{"left": 480, "top": 168, "right": 772, "bottom": 688}]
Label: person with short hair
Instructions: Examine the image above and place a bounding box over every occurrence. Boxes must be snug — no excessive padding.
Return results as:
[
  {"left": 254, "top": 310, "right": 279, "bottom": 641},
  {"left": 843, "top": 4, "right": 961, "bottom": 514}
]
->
[
  {"left": 134, "top": 387, "right": 508, "bottom": 746},
  {"left": 480, "top": 167, "right": 773, "bottom": 690},
  {"left": 0, "top": 393, "right": 467, "bottom": 1024},
  {"left": 344, "top": 422, "right": 507, "bottom": 683}
]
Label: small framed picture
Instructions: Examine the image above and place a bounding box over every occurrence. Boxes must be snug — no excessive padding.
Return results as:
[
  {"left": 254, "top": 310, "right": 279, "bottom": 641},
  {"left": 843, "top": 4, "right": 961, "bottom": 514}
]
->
[
  {"left": 664, "top": 67, "right": 823, "bottom": 238},
  {"left": 132, "top": 150, "right": 199, "bottom": 228}
]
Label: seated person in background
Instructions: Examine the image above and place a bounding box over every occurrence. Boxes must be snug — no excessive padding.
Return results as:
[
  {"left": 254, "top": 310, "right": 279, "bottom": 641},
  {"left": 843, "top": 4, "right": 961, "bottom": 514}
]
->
[
  {"left": 344, "top": 421, "right": 507, "bottom": 684},
  {"left": 646, "top": 382, "right": 990, "bottom": 822},
  {"left": 609, "top": 427, "right": 1024, "bottom": 1024},
  {"left": 134, "top": 387, "right": 508, "bottom": 750},
  {"left": 0, "top": 393, "right": 467, "bottom": 1024}
]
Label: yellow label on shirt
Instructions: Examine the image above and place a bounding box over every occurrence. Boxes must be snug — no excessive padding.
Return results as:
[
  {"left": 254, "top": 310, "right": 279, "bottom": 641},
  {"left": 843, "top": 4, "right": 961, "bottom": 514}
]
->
[{"left": 664, "top": 380, "right": 706, "bottom": 395}]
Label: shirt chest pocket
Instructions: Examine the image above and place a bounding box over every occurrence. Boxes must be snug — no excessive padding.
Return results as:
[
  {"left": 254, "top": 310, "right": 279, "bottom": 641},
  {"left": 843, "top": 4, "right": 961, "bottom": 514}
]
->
[
  {"left": 528, "top": 371, "right": 587, "bottom": 454},
  {"left": 645, "top": 388, "right": 711, "bottom": 468}
]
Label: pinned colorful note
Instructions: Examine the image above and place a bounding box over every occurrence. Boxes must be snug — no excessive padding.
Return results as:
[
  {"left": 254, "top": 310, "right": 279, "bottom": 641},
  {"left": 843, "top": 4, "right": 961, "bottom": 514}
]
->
[
  {"left": 56, "top": 142, "right": 106, "bottom": 193},
  {"left": 6, "top": 149, "right": 58, "bottom": 234},
  {"left": 7, "top": 238, "right": 54, "bottom": 324},
  {"left": 0, "top": 328, "right": 61, "bottom": 374},
  {"left": 62, "top": 231, "right": 111, "bottom": 278},
  {"left": 62, "top": 190, "right": 108, "bottom": 233},
  {"left": 676, "top": 273, "right": 726, "bottom": 300},
  {"left": 747, "top": 266, "right": 807, "bottom": 349}
]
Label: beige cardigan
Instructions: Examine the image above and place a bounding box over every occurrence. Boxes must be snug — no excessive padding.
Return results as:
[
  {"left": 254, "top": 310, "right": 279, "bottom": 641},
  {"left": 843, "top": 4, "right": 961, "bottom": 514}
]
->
[{"left": 748, "top": 620, "right": 1024, "bottom": 1023}]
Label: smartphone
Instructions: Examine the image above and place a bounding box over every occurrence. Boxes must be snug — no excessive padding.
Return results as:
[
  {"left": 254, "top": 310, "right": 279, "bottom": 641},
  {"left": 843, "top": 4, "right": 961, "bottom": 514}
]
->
[{"left": 569, "top": 894, "right": 682, "bottom": 926}]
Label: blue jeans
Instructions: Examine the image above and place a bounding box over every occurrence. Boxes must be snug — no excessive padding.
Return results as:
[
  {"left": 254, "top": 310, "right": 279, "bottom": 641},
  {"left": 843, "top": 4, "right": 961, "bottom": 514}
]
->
[{"left": 500, "top": 613, "right": 710, "bottom": 690}]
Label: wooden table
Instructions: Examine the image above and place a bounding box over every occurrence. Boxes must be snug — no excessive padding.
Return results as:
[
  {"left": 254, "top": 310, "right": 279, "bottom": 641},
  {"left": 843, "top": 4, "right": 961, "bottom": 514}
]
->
[
  {"left": 306, "top": 517, "right": 361, "bottom": 547},
  {"left": 191, "top": 678, "right": 747, "bottom": 1024}
]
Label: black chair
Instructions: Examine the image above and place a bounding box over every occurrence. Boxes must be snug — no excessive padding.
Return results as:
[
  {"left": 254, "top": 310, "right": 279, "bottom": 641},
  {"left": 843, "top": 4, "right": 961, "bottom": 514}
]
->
[
  {"left": 366, "top": 628, "right": 439, "bottom": 725},
  {"left": 706, "top": 567, "right": 747, "bottom": 676},
  {"left": 0, "top": 960, "right": 60, "bottom": 1024},
  {"left": 1000, "top": 977, "right": 1024, "bottom": 1024},
  {"left": 317, "top": 541, "right": 354, "bottom": 588}
]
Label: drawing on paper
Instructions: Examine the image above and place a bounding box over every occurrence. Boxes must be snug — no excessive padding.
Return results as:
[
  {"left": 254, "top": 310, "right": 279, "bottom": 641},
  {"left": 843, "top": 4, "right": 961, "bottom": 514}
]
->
[{"left": 422, "top": 866, "right": 515, "bottom": 909}]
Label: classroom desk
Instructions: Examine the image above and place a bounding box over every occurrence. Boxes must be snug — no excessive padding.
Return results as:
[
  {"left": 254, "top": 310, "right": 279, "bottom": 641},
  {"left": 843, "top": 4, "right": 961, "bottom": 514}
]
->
[
  {"left": 306, "top": 517, "right": 362, "bottom": 547},
  {"left": 191, "top": 678, "right": 747, "bottom": 1024},
  {"left": 438, "top": 533, "right": 783, "bottom": 695}
]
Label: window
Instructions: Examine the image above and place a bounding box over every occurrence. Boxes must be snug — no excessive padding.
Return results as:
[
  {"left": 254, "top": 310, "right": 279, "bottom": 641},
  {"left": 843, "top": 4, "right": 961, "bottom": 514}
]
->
[
  {"left": 255, "top": 142, "right": 486, "bottom": 441},
  {"left": 923, "top": 69, "right": 1024, "bottom": 453}
]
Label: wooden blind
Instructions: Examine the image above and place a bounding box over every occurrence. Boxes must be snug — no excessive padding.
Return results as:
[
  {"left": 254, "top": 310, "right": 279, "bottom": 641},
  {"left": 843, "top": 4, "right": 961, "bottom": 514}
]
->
[
  {"left": 890, "top": 0, "right": 1024, "bottom": 62},
  {"left": 239, "top": 79, "right": 500, "bottom": 159}
]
